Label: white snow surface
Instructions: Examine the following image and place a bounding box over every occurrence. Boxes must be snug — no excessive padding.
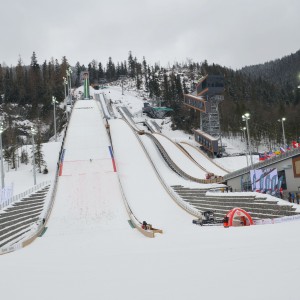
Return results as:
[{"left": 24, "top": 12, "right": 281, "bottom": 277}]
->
[
  {"left": 153, "top": 133, "right": 208, "bottom": 179},
  {"left": 179, "top": 141, "right": 228, "bottom": 176},
  {"left": 1, "top": 86, "right": 300, "bottom": 300}
]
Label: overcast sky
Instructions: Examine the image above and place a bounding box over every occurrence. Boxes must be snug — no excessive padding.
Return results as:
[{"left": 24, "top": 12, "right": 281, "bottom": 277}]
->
[{"left": 1, "top": 0, "right": 299, "bottom": 70}]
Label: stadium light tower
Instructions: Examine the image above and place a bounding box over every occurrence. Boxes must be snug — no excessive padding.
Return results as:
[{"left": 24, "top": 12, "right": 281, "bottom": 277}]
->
[
  {"left": 52, "top": 96, "right": 58, "bottom": 142},
  {"left": 63, "top": 77, "right": 67, "bottom": 102},
  {"left": 66, "top": 67, "right": 73, "bottom": 106},
  {"left": 119, "top": 75, "right": 126, "bottom": 95},
  {"left": 63, "top": 77, "right": 69, "bottom": 121},
  {"left": 241, "top": 127, "right": 249, "bottom": 167},
  {"left": 31, "top": 126, "right": 37, "bottom": 185},
  {"left": 242, "top": 113, "right": 253, "bottom": 170},
  {"left": 0, "top": 118, "right": 5, "bottom": 189},
  {"left": 278, "top": 117, "right": 286, "bottom": 147}
]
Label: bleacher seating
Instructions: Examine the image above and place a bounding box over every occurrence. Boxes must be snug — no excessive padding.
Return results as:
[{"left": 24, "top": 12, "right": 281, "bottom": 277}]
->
[
  {"left": 0, "top": 185, "right": 50, "bottom": 249},
  {"left": 171, "top": 185, "right": 299, "bottom": 220}
]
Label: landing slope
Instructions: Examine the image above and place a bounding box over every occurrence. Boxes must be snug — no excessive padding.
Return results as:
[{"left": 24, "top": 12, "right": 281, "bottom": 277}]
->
[
  {"left": 2, "top": 96, "right": 300, "bottom": 300},
  {"left": 49, "top": 99, "right": 129, "bottom": 233},
  {"left": 109, "top": 118, "right": 194, "bottom": 231}
]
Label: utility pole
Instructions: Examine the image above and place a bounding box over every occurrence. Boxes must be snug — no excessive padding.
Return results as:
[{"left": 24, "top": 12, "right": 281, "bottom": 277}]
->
[
  {"left": 119, "top": 75, "right": 126, "bottom": 95},
  {"left": 52, "top": 96, "right": 58, "bottom": 142},
  {"left": 0, "top": 118, "right": 5, "bottom": 189},
  {"left": 278, "top": 117, "right": 286, "bottom": 147},
  {"left": 31, "top": 126, "right": 37, "bottom": 185},
  {"left": 242, "top": 113, "right": 253, "bottom": 170}
]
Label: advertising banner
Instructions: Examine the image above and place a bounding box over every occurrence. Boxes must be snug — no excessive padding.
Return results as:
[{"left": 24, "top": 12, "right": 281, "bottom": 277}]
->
[{"left": 250, "top": 168, "right": 278, "bottom": 193}]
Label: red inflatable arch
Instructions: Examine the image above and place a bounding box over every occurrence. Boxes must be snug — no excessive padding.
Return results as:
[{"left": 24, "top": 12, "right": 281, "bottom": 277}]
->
[{"left": 224, "top": 207, "right": 253, "bottom": 227}]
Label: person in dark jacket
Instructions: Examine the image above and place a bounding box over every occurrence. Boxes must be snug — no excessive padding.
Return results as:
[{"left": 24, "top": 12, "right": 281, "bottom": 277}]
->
[
  {"left": 142, "top": 221, "right": 148, "bottom": 230},
  {"left": 291, "top": 192, "right": 295, "bottom": 203},
  {"left": 296, "top": 193, "right": 300, "bottom": 205},
  {"left": 279, "top": 187, "right": 283, "bottom": 199},
  {"left": 223, "top": 216, "right": 229, "bottom": 228}
]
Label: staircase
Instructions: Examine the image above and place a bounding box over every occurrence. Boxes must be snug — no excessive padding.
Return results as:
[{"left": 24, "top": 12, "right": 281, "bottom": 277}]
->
[
  {"left": 172, "top": 185, "right": 299, "bottom": 220},
  {"left": 0, "top": 185, "right": 50, "bottom": 249}
]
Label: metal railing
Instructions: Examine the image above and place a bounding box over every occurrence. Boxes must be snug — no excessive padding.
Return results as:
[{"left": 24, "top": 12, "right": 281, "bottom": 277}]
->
[
  {"left": 0, "top": 181, "right": 52, "bottom": 211},
  {"left": 0, "top": 107, "right": 72, "bottom": 255}
]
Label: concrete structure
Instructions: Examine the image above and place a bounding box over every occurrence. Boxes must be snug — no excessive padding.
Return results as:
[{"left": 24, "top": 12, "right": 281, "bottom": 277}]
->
[
  {"left": 184, "top": 75, "right": 224, "bottom": 137},
  {"left": 184, "top": 75, "right": 224, "bottom": 156},
  {"left": 224, "top": 148, "right": 300, "bottom": 196},
  {"left": 80, "top": 71, "right": 90, "bottom": 99}
]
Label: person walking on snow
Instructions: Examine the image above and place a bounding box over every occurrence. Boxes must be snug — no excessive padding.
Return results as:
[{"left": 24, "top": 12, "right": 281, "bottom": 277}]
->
[
  {"left": 279, "top": 187, "right": 283, "bottom": 199},
  {"left": 291, "top": 192, "right": 295, "bottom": 203}
]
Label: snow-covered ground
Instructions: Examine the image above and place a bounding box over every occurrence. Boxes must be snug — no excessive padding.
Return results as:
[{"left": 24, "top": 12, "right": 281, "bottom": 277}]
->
[{"left": 1, "top": 86, "right": 300, "bottom": 300}]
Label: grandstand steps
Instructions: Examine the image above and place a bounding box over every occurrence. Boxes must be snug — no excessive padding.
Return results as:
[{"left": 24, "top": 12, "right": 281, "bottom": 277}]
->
[
  {"left": 5, "top": 203, "right": 44, "bottom": 213},
  {"left": 172, "top": 185, "right": 299, "bottom": 220},
  {"left": 0, "top": 218, "right": 39, "bottom": 247},
  {"left": 0, "top": 208, "right": 43, "bottom": 222},
  {"left": 186, "top": 199, "right": 294, "bottom": 210},
  {"left": 0, "top": 211, "right": 42, "bottom": 231},
  {"left": 0, "top": 227, "right": 31, "bottom": 248},
  {"left": 182, "top": 196, "right": 280, "bottom": 206},
  {"left": 0, "top": 184, "right": 50, "bottom": 249},
  {"left": 189, "top": 202, "right": 296, "bottom": 217}
]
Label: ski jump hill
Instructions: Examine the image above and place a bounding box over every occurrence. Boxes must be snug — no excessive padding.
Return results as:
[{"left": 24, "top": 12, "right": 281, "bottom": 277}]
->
[{"left": 2, "top": 94, "right": 300, "bottom": 300}]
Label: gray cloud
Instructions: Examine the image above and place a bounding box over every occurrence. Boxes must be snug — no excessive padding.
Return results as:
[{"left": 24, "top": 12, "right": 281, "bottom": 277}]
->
[{"left": 1, "top": 0, "right": 299, "bottom": 69}]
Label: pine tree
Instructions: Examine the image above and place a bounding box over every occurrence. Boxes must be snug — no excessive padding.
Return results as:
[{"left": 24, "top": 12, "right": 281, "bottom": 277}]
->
[
  {"left": 135, "top": 61, "right": 142, "bottom": 90},
  {"left": 162, "top": 72, "right": 171, "bottom": 105},
  {"left": 128, "top": 51, "right": 136, "bottom": 78},
  {"left": 175, "top": 74, "right": 183, "bottom": 101},
  {"left": 142, "top": 57, "right": 149, "bottom": 91},
  {"left": 149, "top": 72, "right": 161, "bottom": 99},
  {"left": 60, "top": 56, "right": 69, "bottom": 80},
  {"left": 15, "top": 57, "right": 27, "bottom": 105},
  {"left": 74, "top": 62, "right": 82, "bottom": 87},
  {"left": 89, "top": 60, "right": 98, "bottom": 84},
  {"left": 40, "top": 60, "right": 51, "bottom": 108},
  {"left": 98, "top": 62, "right": 104, "bottom": 81},
  {"left": 106, "top": 57, "right": 116, "bottom": 82},
  {"left": 2, "top": 112, "right": 18, "bottom": 170},
  {"left": 0, "top": 64, "right": 4, "bottom": 98},
  {"left": 53, "top": 59, "right": 63, "bottom": 100},
  {"left": 3, "top": 67, "right": 14, "bottom": 103},
  {"left": 28, "top": 52, "right": 42, "bottom": 117}
]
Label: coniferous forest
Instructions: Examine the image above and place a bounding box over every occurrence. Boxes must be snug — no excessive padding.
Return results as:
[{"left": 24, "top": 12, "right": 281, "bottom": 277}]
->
[{"left": 1, "top": 49, "right": 300, "bottom": 165}]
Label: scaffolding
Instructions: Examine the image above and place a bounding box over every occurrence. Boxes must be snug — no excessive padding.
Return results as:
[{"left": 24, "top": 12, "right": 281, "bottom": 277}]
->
[
  {"left": 183, "top": 75, "right": 224, "bottom": 155},
  {"left": 200, "top": 95, "right": 224, "bottom": 138}
]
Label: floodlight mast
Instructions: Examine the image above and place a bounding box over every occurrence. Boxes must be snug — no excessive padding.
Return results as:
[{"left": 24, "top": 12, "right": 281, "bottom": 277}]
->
[
  {"left": 52, "top": 96, "right": 58, "bottom": 142},
  {"left": 278, "top": 117, "right": 286, "bottom": 147},
  {"left": 119, "top": 75, "right": 126, "bottom": 95},
  {"left": 241, "top": 127, "right": 249, "bottom": 168},
  {"left": 0, "top": 118, "right": 5, "bottom": 189},
  {"left": 63, "top": 77, "right": 68, "bottom": 121},
  {"left": 31, "top": 126, "right": 37, "bottom": 185},
  {"left": 242, "top": 113, "right": 253, "bottom": 170}
]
